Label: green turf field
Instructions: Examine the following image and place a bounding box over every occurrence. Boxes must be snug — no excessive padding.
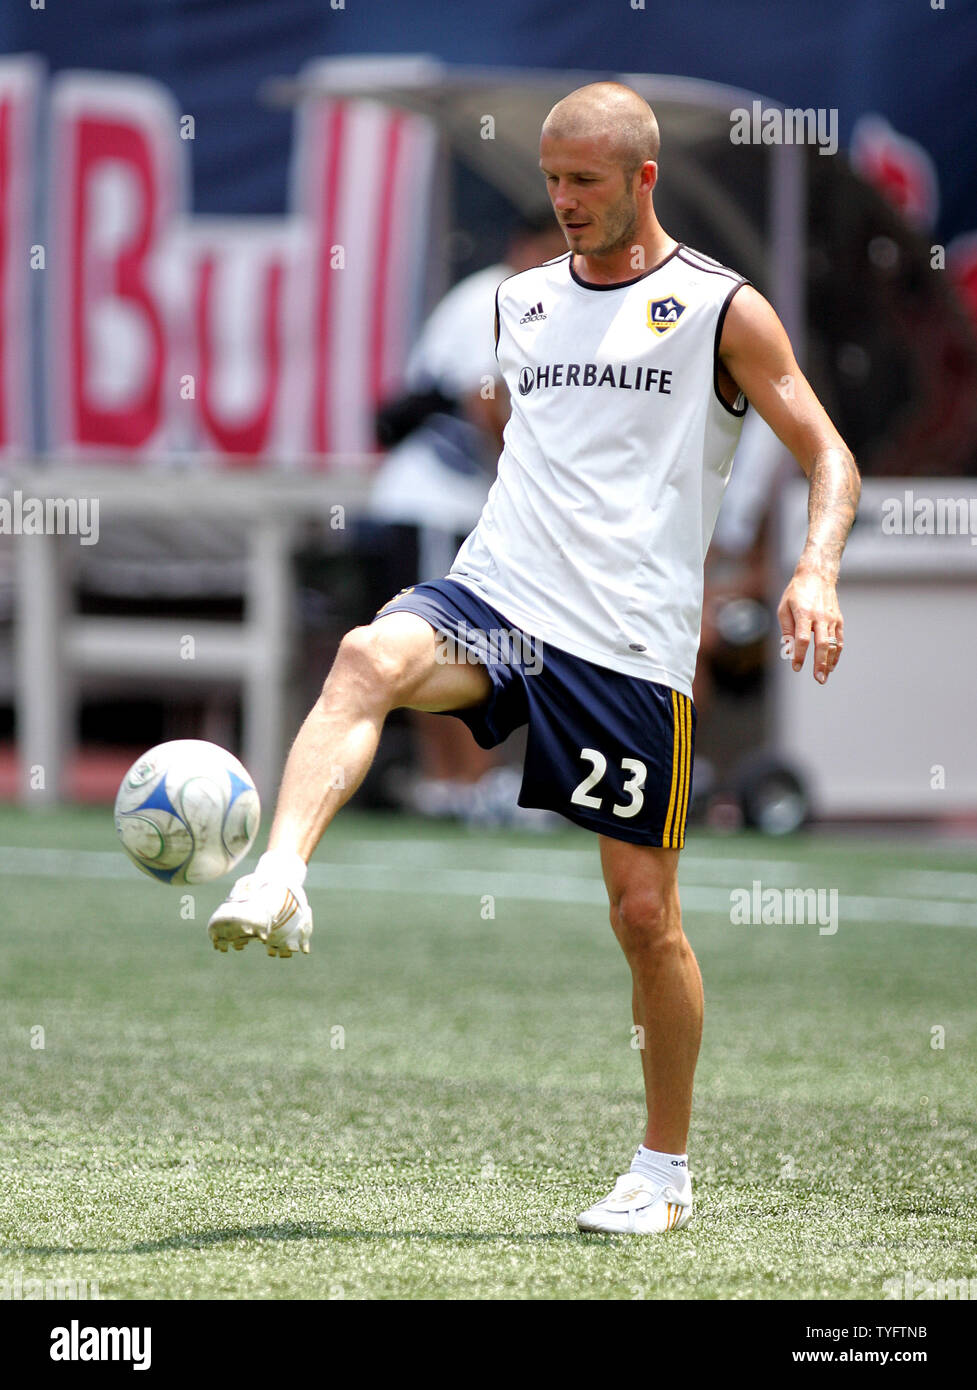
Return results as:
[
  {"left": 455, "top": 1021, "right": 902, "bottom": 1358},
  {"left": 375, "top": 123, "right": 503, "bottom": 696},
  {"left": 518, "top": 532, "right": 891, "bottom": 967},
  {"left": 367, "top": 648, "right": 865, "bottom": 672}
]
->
[{"left": 1, "top": 805, "right": 975, "bottom": 1300}]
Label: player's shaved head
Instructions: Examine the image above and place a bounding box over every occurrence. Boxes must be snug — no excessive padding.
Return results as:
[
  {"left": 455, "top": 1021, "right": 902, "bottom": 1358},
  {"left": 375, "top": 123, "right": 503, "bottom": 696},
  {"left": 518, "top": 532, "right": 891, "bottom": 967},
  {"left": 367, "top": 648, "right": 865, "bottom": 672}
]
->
[{"left": 541, "top": 82, "right": 660, "bottom": 176}]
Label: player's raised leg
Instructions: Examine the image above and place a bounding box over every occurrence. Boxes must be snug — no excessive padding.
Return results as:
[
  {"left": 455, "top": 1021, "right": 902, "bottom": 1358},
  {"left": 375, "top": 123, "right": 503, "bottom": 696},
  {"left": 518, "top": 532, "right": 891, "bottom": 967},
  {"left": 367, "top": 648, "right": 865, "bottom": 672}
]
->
[
  {"left": 207, "top": 611, "right": 491, "bottom": 957},
  {"left": 577, "top": 838, "right": 701, "bottom": 1233}
]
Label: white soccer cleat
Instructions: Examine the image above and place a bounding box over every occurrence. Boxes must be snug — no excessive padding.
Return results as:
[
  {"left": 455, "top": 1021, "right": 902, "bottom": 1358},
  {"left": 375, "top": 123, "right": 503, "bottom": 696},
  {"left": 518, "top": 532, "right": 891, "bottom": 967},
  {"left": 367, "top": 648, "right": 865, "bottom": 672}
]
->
[
  {"left": 207, "top": 873, "right": 313, "bottom": 959},
  {"left": 576, "top": 1172, "right": 693, "bottom": 1235}
]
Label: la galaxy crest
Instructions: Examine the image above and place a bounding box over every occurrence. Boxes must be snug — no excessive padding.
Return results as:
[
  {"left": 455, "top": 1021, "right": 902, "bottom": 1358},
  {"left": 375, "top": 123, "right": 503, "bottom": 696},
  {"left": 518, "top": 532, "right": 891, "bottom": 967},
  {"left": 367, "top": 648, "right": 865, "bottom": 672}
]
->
[{"left": 647, "top": 295, "right": 686, "bottom": 336}]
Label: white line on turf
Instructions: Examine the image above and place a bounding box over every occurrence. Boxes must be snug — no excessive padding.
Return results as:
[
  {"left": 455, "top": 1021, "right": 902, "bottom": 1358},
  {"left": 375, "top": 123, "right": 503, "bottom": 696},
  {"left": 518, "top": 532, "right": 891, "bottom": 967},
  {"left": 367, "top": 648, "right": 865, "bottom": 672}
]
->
[
  {"left": 1, "top": 845, "right": 976, "bottom": 928},
  {"left": 888, "top": 869, "right": 977, "bottom": 899},
  {"left": 319, "top": 838, "right": 810, "bottom": 881}
]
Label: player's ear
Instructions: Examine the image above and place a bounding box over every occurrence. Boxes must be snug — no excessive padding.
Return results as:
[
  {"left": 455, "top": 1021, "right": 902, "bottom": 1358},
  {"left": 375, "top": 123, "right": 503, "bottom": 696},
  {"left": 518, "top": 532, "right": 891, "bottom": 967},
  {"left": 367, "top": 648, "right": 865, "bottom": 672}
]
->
[{"left": 640, "top": 161, "right": 659, "bottom": 194}]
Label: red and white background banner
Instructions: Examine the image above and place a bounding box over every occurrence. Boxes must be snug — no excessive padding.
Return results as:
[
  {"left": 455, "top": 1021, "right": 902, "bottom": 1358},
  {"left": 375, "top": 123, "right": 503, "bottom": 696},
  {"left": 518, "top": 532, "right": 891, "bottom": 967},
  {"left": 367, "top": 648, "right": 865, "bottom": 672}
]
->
[
  {"left": 0, "top": 56, "right": 41, "bottom": 461},
  {"left": 291, "top": 83, "right": 443, "bottom": 457},
  {"left": 2, "top": 54, "right": 974, "bottom": 470},
  {"left": 173, "top": 218, "right": 312, "bottom": 462},
  {"left": 0, "top": 57, "right": 443, "bottom": 470},
  {"left": 46, "top": 72, "right": 187, "bottom": 459}
]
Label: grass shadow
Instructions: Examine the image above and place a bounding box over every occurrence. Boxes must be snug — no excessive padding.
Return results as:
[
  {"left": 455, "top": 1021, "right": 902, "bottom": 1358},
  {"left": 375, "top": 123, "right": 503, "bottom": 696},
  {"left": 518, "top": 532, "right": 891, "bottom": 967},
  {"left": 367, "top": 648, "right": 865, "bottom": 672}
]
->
[{"left": 4, "top": 1223, "right": 589, "bottom": 1258}]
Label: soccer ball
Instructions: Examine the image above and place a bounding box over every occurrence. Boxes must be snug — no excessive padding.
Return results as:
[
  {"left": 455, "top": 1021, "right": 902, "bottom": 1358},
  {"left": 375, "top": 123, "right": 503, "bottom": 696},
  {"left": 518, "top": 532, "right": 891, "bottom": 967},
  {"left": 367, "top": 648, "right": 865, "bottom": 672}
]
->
[{"left": 114, "top": 740, "right": 260, "bottom": 885}]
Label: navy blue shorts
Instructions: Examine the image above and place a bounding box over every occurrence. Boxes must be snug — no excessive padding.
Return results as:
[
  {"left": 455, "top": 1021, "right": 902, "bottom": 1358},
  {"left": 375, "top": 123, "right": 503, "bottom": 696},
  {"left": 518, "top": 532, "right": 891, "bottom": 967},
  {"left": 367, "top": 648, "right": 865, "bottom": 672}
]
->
[{"left": 373, "top": 578, "right": 695, "bottom": 848}]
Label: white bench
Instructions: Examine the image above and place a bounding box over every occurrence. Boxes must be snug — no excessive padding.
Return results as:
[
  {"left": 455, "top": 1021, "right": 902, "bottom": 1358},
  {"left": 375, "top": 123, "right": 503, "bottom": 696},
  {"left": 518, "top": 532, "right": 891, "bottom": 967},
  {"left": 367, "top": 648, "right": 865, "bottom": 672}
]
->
[{"left": 9, "top": 462, "right": 374, "bottom": 804}]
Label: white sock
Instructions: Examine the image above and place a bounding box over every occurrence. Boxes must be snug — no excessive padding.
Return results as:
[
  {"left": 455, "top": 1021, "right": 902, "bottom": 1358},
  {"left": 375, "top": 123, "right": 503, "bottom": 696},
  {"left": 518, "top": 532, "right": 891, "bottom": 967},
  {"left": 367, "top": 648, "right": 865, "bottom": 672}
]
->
[
  {"left": 630, "top": 1145, "right": 690, "bottom": 1186},
  {"left": 255, "top": 848, "right": 308, "bottom": 889}
]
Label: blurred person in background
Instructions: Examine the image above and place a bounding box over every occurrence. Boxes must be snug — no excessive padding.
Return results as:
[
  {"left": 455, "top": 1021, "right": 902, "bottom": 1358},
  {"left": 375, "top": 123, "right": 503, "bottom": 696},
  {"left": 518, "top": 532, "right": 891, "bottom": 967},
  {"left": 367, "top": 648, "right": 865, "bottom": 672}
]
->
[{"left": 366, "top": 210, "right": 566, "bottom": 825}]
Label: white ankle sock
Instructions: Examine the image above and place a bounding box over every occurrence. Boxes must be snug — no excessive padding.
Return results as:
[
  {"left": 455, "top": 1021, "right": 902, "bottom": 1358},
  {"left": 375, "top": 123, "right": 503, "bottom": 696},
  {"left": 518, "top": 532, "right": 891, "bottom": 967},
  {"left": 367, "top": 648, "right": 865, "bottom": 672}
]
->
[
  {"left": 630, "top": 1145, "right": 690, "bottom": 1186},
  {"left": 255, "top": 848, "right": 308, "bottom": 889}
]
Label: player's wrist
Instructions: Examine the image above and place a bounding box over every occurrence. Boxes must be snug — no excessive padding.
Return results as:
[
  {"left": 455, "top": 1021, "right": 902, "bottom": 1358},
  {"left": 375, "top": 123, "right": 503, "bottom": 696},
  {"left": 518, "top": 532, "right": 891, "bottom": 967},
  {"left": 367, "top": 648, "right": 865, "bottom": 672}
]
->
[{"left": 794, "top": 546, "right": 840, "bottom": 584}]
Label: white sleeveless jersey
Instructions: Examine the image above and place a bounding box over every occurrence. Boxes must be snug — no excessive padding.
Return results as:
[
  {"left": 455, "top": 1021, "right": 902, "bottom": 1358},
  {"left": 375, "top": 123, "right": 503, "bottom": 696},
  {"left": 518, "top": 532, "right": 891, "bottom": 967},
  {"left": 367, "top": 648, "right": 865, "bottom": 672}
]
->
[{"left": 447, "top": 244, "right": 749, "bottom": 697}]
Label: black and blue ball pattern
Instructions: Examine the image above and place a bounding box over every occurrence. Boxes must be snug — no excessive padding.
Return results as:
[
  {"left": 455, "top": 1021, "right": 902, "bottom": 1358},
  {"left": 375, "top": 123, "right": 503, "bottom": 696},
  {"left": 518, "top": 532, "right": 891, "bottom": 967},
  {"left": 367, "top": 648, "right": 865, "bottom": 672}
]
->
[{"left": 114, "top": 740, "right": 261, "bottom": 885}]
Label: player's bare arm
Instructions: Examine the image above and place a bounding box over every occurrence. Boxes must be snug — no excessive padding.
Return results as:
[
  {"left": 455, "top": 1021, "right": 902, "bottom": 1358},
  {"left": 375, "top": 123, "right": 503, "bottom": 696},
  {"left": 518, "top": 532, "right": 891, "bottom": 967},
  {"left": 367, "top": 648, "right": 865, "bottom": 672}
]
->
[{"left": 718, "top": 285, "right": 861, "bottom": 684}]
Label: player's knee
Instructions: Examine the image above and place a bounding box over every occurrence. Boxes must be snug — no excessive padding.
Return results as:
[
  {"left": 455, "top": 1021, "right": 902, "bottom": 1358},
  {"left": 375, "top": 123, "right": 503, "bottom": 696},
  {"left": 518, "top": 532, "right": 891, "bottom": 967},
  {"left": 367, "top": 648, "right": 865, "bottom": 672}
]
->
[
  {"left": 329, "top": 625, "right": 412, "bottom": 708},
  {"left": 611, "top": 887, "right": 680, "bottom": 959}
]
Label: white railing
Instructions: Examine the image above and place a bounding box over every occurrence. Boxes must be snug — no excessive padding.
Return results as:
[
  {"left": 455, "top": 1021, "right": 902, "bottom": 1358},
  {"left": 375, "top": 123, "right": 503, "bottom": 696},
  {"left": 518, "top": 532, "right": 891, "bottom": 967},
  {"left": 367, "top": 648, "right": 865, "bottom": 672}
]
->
[{"left": 8, "top": 463, "right": 376, "bottom": 805}]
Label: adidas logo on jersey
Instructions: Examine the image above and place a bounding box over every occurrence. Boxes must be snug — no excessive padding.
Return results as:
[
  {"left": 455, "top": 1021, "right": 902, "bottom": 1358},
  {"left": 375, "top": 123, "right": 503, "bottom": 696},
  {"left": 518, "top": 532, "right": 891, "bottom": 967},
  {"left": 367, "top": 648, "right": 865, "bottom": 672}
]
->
[{"left": 519, "top": 301, "right": 546, "bottom": 323}]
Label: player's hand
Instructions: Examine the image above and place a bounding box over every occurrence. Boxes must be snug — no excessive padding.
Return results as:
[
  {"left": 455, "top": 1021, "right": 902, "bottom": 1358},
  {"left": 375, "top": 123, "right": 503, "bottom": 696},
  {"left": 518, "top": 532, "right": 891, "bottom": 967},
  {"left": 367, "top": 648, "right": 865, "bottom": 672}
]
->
[{"left": 777, "top": 568, "right": 843, "bottom": 684}]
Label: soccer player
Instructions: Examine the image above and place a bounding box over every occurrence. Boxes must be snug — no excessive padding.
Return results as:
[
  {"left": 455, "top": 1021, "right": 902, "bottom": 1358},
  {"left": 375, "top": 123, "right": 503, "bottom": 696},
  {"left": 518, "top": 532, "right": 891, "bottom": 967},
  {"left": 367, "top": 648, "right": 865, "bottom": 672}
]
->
[{"left": 209, "top": 83, "right": 861, "bottom": 1236}]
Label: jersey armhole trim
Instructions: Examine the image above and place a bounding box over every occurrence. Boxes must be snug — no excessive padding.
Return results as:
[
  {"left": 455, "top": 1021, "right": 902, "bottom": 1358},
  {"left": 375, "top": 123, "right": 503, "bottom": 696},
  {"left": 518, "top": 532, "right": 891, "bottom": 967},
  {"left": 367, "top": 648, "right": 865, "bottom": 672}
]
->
[
  {"left": 714, "top": 280, "right": 750, "bottom": 417},
  {"left": 492, "top": 254, "right": 570, "bottom": 355}
]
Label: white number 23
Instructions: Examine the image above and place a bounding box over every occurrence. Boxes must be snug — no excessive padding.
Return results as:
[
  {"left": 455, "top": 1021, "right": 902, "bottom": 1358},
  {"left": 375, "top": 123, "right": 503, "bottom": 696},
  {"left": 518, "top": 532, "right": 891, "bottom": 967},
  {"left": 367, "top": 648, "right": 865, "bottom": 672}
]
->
[{"left": 570, "top": 748, "right": 647, "bottom": 819}]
